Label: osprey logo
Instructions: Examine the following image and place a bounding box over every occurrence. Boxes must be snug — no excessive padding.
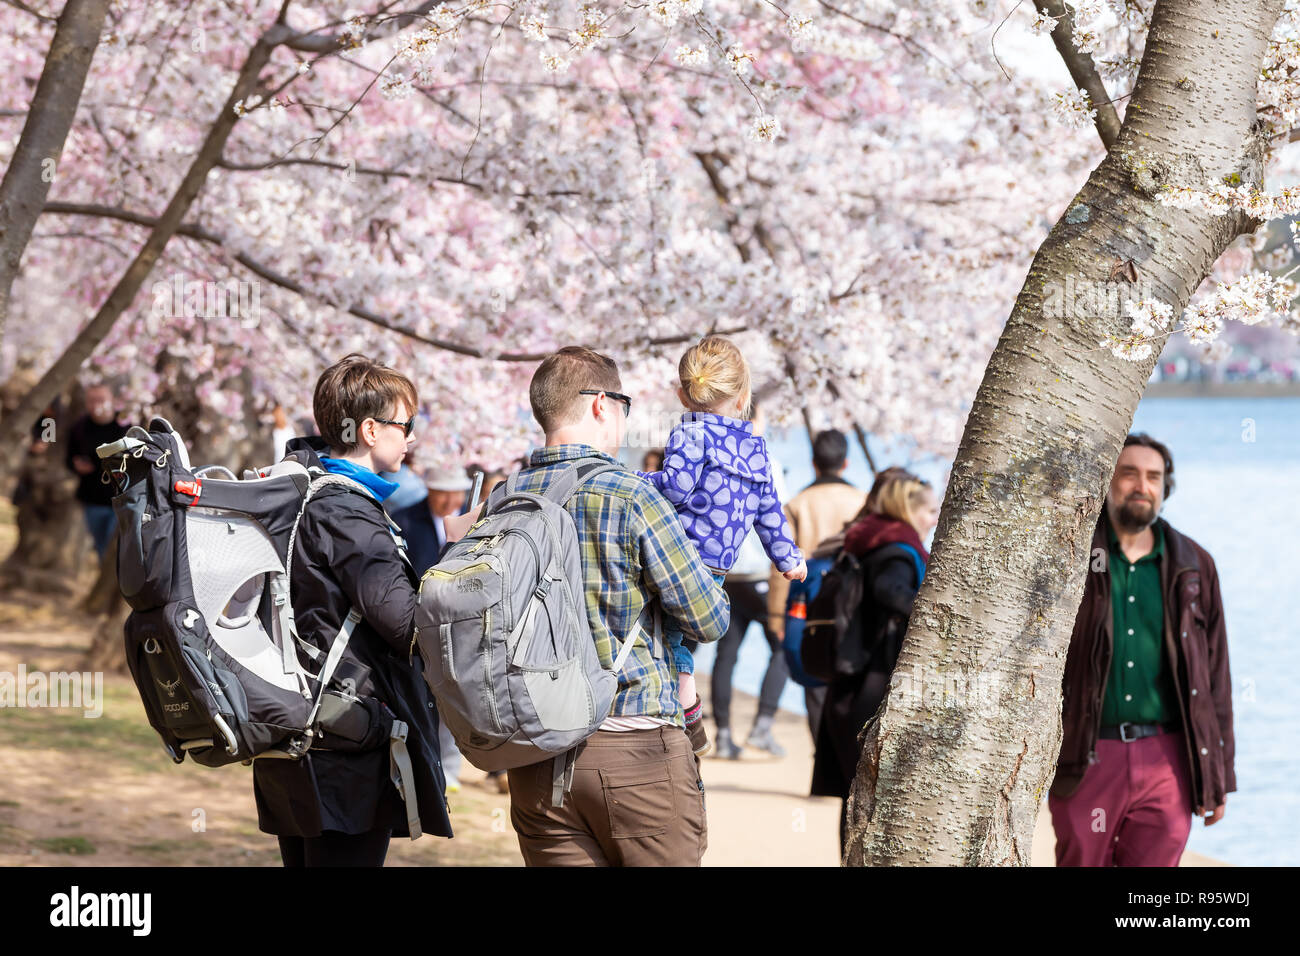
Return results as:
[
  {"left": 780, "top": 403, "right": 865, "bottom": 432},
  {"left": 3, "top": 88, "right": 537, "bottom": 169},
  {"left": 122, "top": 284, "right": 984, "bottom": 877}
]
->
[
  {"left": 158, "top": 677, "right": 181, "bottom": 699},
  {"left": 456, "top": 578, "right": 484, "bottom": 593},
  {"left": 181, "top": 609, "right": 200, "bottom": 629}
]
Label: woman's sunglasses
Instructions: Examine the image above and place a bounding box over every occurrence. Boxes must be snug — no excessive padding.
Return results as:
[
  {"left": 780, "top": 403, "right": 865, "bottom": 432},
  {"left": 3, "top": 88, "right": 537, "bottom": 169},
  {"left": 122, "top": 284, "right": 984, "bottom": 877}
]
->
[{"left": 373, "top": 416, "right": 416, "bottom": 438}]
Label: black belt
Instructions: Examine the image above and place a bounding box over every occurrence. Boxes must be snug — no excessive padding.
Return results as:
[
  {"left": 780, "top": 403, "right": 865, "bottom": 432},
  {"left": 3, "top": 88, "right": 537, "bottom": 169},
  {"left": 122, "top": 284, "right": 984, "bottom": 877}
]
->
[{"left": 1099, "top": 722, "right": 1176, "bottom": 743}]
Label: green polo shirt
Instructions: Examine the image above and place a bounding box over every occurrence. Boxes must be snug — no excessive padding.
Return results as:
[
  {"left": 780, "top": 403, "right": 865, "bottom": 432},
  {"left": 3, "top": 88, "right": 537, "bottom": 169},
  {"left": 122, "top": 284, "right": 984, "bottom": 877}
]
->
[{"left": 1102, "top": 519, "right": 1175, "bottom": 726}]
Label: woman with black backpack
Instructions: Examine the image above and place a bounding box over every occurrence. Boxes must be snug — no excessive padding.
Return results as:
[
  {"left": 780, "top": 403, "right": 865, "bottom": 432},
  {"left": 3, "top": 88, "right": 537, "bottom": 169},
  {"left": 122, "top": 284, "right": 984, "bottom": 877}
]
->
[
  {"left": 256, "top": 354, "right": 454, "bottom": 866},
  {"left": 810, "top": 472, "right": 939, "bottom": 854}
]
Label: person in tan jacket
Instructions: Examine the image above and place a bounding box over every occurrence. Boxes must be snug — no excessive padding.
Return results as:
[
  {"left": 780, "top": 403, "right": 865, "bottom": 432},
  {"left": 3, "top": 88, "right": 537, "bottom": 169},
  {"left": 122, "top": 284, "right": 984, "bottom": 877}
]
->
[{"left": 767, "top": 430, "right": 867, "bottom": 736}]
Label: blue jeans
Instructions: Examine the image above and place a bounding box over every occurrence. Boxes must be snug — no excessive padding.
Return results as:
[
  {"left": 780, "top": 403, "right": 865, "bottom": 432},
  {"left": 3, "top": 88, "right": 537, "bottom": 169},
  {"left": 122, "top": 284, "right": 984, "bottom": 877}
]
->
[
  {"left": 666, "top": 571, "right": 727, "bottom": 676},
  {"left": 82, "top": 503, "right": 116, "bottom": 559}
]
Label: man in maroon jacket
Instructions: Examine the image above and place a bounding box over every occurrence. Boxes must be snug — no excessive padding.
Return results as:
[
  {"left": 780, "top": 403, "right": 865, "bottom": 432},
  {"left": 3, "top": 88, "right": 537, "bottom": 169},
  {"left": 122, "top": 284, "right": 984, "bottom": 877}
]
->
[{"left": 1050, "top": 433, "right": 1235, "bottom": 866}]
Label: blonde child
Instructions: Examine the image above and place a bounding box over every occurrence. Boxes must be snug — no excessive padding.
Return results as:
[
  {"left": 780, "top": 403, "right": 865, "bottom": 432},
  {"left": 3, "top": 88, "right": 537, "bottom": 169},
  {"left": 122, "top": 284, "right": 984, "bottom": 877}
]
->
[{"left": 639, "top": 337, "right": 807, "bottom": 756}]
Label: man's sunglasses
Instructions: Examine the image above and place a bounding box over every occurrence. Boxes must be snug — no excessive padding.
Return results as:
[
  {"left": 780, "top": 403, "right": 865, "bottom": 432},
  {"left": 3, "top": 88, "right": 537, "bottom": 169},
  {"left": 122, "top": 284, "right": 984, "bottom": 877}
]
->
[
  {"left": 373, "top": 416, "right": 416, "bottom": 437},
  {"left": 578, "top": 389, "right": 632, "bottom": 417}
]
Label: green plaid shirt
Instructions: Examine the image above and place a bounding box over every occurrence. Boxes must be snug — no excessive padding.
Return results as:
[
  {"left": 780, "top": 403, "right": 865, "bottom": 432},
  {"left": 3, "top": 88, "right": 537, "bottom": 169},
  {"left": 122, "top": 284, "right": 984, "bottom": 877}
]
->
[{"left": 512, "top": 444, "right": 731, "bottom": 724}]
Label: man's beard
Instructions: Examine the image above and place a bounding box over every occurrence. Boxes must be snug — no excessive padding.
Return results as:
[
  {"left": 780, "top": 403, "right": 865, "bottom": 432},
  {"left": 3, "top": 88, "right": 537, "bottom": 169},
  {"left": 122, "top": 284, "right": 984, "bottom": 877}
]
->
[{"left": 1115, "top": 495, "right": 1158, "bottom": 531}]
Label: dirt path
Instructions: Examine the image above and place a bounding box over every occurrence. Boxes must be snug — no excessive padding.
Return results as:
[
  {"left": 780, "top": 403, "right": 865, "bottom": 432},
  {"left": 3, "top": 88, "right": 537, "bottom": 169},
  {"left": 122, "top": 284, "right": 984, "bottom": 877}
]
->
[{"left": 695, "top": 677, "right": 1225, "bottom": 866}]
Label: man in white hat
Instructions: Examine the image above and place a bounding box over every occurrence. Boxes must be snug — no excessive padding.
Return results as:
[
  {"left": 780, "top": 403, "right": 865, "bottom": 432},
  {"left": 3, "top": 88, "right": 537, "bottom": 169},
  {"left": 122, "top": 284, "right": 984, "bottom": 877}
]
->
[{"left": 391, "top": 464, "right": 473, "bottom": 574}]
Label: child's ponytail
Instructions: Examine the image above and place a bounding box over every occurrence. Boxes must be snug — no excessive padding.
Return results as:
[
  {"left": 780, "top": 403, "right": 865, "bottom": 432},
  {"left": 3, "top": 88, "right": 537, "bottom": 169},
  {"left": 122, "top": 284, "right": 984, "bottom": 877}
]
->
[{"left": 678, "top": 336, "right": 752, "bottom": 414}]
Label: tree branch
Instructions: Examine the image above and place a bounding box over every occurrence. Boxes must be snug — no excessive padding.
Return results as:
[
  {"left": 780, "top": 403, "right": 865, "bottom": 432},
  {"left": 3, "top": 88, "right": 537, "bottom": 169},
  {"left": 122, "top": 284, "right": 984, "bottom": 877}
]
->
[
  {"left": 0, "top": 24, "right": 278, "bottom": 470},
  {"left": 0, "top": 0, "right": 111, "bottom": 356},
  {"left": 270, "top": 1, "right": 445, "bottom": 54},
  {"left": 40, "top": 201, "right": 742, "bottom": 362},
  {"left": 1, "top": 0, "right": 57, "bottom": 23},
  {"left": 1033, "top": 0, "right": 1122, "bottom": 149}
]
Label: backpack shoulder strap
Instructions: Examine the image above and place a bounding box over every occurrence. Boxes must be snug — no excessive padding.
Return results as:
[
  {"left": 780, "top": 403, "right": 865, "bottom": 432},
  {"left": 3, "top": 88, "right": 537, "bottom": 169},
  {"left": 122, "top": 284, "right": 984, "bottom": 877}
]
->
[
  {"left": 282, "top": 470, "right": 408, "bottom": 664},
  {"left": 542, "top": 457, "right": 621, "bottom": 505},
  {"left": 303, "top": 470, "right": 407, "bottom": 539},
  {"left": 493, "top": 457, "right": 621, "bottom": 512},
  {"left": 890, "top": 543, "right": 926, "bottom": 586}
]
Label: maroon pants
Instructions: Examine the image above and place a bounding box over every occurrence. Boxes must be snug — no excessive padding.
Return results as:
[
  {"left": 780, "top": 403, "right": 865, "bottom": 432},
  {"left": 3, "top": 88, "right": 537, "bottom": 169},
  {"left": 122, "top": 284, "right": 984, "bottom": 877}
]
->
[{"left": 1049, "top": 730, "right": 1194, "bottom": 867}]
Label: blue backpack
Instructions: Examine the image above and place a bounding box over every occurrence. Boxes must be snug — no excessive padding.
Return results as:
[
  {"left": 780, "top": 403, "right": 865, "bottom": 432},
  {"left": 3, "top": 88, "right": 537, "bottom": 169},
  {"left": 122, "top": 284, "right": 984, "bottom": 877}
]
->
[{"left": 781, "top": 556, "right": 832, "bottom": 689}]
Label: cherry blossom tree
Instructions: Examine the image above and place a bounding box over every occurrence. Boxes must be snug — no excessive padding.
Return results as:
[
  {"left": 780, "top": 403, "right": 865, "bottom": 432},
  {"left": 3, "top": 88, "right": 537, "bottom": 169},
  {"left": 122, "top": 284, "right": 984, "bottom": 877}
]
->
[
  {"left": 0, "top": 0, "right": 109, "bottom": 356},
  {"left": 1, "top": 0, "right": 1097, "bottom": 480},
  {"left": 846, "top": 0, "right": 1300, "bottom": 865}
]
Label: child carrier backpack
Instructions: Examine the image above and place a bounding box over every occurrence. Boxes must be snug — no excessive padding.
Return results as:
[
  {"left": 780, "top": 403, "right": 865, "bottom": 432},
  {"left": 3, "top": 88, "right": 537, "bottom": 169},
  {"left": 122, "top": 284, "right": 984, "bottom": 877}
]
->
[
  {"left": 414, "top": 457, "right": 653, "bottom": 807},
  {"left": 97, "top": 417, "right": 421, "bottom": 832}
]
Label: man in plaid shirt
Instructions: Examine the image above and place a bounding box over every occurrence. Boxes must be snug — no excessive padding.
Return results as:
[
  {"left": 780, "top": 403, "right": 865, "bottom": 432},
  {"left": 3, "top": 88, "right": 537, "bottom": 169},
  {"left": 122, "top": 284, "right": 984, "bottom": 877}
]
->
[{"left": 504, "top": 346, "right": 730, "bottom": 866}]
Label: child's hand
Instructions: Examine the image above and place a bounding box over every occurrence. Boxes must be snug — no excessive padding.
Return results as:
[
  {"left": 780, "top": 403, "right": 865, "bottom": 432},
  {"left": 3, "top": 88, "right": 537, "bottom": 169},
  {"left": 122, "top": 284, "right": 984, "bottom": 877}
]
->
[{"left": 783, "top": 559, "right": 808, "bottom": 583}]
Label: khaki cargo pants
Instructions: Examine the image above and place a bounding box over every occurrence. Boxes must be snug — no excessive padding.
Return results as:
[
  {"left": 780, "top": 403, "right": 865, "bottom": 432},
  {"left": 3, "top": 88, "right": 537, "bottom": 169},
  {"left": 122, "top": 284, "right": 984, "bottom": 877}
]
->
[{"left": 507, "top": 726, "right": 707, "bottom": 866}]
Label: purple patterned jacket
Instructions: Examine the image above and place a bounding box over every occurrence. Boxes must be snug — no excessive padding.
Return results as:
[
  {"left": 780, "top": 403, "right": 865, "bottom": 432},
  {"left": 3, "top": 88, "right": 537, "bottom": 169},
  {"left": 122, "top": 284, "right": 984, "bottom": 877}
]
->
[{"left": 639, "top": 412, "right": 801, "bottom": 574}]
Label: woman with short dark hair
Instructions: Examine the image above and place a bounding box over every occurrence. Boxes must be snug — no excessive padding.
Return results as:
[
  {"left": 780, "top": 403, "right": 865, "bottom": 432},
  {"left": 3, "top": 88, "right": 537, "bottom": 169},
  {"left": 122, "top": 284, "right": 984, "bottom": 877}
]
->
[{"left": 257, "top": 353, "right": 453, "bottom": 866}]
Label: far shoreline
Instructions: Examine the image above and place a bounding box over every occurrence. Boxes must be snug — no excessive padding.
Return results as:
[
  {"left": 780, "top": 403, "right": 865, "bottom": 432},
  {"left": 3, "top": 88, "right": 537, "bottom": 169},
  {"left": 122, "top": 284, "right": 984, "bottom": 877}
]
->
[{"left": 1143, "top": 381, "right": 1300, "bottom": 398}]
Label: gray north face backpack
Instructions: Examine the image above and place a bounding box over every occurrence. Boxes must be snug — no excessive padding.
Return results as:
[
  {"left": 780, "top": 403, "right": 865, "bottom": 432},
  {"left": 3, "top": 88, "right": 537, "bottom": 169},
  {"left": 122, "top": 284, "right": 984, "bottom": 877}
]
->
[{"left": 414, "top": 458, "right": 651, "bottom": 806}]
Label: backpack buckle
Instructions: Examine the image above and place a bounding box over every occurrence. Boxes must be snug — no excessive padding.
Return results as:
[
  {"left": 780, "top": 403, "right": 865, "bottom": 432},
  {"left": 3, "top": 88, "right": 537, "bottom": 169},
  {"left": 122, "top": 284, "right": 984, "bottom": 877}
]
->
[{"left": 174, "top": 478, "right": 202, "bottom": 503}]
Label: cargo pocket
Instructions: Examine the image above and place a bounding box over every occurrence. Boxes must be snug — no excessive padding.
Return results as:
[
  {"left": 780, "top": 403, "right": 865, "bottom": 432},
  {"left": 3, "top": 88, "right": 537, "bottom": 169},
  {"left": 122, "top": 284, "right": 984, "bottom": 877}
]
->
[{"left": 600, "top": 762, "right": 674, "bottom": 839}]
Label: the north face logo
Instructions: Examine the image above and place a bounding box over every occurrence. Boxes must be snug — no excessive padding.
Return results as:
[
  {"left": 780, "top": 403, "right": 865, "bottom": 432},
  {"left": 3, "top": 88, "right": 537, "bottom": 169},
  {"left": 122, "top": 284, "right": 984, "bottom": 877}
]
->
[{"left": 456, "top": 578, "right": 484, "bottom": 593}]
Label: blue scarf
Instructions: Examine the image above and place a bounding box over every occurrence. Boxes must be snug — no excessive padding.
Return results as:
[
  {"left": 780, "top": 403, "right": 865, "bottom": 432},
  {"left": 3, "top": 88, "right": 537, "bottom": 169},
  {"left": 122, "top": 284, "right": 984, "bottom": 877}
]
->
[{"left": 318, "top": 456, "right": 401, "bottom": 502}]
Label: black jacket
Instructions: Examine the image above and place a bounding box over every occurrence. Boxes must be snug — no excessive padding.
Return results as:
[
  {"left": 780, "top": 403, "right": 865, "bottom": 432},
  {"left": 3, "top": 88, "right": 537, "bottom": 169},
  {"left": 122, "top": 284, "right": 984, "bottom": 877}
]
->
[
  {"left": 810, "top": 542, "right": 920, "bottom": 800},
  {"left": 252, "top": 437, "right": 453, "bottom": 839},
  {"left": 390, "top": 499, "right": 446, "bottom": 575},
  {"left": 65, "top": 414, "right": 128, "bottom": 505}
]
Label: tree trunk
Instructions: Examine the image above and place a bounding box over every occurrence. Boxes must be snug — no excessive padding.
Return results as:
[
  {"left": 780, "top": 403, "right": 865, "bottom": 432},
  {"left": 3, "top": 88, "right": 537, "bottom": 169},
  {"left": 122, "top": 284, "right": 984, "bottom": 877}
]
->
[
  {"left": 846, "top": 0, "right": 1282, "bottom": 865},
  {"left": 0, "top": 0, "right": 111, "bottom": 357},
  {"left": 0, "top": 380, "right": 92, "bottom": 596},
  {"left": 82, "top": 525, "right": 128, "bottom": 673}
]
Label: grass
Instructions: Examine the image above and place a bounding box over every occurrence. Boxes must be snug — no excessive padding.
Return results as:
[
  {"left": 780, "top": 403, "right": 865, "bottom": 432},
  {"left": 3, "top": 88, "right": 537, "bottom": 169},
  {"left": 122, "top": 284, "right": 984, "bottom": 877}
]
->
[
  {"left": 35, "top": 836, "right": 96, "bottom": 856},
  {"left": 131, "top": 840, "right": 190, "bottom": 856},
  {"left": 1, "top": 667, "right": 523, "bottom": 865},
  {"left": 1, "top": 688, "right": 166, "bottom": 772}
]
